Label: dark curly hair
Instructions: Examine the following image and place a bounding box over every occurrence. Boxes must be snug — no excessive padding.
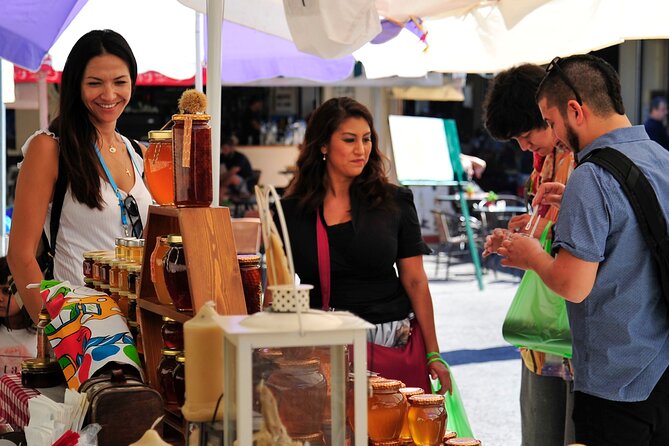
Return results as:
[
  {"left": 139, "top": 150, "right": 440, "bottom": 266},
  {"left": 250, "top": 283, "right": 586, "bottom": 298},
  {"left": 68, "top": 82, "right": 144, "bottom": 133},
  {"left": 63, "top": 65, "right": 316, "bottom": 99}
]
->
[
  {"left": 483, "top": 64, "right": 548, "bottom": 141},
  {"left": 285, "top": 97, "right": 393, "bottom": 211}
]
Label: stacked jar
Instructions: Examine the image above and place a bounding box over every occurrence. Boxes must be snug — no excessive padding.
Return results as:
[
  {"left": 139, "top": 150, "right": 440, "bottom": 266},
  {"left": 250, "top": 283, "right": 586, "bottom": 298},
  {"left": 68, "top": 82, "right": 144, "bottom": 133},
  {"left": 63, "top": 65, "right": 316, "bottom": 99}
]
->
[
  {"left": 163, "top": 235, "right": 192, "bottom": 312},
  {"left": 399, "top": 386, "right": 425, "bottom": 442},
  {"left": 158, "top": 316, "right": 184, "bottom": 408},
  {"left": 407, "top": 394, "right": 446, "bottom": 446},
  {"left": 368, "top": 379, "right": 407, "bottom": 444}
]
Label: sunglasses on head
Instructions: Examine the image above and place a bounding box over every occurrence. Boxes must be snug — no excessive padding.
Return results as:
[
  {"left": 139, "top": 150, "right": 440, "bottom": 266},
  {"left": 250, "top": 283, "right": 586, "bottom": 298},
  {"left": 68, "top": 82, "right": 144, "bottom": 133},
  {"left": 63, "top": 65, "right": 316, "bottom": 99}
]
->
[
  {"left": 545, "top": 56, "right": 583, "bottom": 106},
  {"left": 124, "top": 195, "right": 144, "bottom": 238}
]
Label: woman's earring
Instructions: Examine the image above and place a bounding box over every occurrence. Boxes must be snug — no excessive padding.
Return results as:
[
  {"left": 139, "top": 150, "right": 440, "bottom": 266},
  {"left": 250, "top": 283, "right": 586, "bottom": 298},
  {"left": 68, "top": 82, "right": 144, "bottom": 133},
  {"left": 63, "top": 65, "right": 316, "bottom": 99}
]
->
[{"left": 322, "top": 153, "right": 327, "bottom": 161}]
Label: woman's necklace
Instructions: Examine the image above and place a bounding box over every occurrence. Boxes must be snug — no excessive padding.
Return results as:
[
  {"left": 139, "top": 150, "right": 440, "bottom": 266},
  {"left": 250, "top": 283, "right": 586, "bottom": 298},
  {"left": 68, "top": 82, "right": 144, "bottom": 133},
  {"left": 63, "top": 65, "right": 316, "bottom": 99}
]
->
[{"left": 101, "top": 135, "right": 132, "bottom": 177}]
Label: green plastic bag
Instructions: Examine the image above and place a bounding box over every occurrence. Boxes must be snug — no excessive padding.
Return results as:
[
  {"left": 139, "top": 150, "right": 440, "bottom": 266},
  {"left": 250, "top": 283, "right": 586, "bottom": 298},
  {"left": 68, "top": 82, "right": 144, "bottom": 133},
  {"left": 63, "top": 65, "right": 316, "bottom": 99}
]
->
[
  {"left": 431, "top": 363, "right": 475, "bottom": 438},
  {"left": 502, "top": 222, "right": 573, "bottom": 358}
]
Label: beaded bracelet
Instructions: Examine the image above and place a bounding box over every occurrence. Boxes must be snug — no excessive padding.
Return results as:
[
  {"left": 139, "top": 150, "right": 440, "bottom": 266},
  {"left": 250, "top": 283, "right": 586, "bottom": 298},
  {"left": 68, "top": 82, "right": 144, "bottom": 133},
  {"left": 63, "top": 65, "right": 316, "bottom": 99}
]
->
[{"left": 426, "top": 351, "right": 441, "bottom": 360}]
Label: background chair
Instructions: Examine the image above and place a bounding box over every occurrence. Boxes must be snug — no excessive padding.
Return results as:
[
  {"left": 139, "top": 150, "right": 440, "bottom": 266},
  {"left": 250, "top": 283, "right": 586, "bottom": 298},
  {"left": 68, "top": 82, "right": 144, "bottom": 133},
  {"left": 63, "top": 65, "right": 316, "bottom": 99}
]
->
[{"left": 431, "top": 209, "right": 486, "bottom": 280}]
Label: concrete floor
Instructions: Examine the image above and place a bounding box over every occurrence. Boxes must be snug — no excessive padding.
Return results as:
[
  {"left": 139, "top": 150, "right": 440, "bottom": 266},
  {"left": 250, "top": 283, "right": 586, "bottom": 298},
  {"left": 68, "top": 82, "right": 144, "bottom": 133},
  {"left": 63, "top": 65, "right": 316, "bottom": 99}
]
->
[{"left": 426, "top": 255, "right": 523, "bottom": 446}]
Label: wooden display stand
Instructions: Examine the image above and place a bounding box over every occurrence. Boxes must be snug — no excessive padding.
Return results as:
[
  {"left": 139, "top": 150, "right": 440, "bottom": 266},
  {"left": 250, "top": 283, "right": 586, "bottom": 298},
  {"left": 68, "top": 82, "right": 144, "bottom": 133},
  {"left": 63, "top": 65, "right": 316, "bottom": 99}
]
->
[{"left": 137, "top": 205, "right": 247, "bottom": 391}]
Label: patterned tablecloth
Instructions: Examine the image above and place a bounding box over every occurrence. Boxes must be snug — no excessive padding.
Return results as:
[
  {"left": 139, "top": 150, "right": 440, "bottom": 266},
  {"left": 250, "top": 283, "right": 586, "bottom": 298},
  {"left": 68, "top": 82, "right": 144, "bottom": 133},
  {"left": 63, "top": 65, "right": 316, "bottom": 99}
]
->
[{"left": 0, "top": 374, "right": 40, "bottom": 429}]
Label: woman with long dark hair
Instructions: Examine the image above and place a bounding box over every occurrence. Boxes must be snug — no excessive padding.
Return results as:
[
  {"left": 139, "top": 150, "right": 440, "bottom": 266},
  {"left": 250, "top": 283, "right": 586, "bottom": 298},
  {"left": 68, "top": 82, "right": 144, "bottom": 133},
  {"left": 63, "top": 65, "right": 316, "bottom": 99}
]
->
[
  {"left": 8, "top": 30, "right": 152, "bottom": 322},
  {"left": 279, "top": 97, "right": 451, "bottom": 392}
]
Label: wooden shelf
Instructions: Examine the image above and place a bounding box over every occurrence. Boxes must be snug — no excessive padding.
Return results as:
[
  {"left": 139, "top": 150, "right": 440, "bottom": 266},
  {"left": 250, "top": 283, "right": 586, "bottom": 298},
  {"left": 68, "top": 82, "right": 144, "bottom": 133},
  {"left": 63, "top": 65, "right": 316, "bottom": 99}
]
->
[{"left": 137, "top": 205, "right": 247, "bottom": 442}]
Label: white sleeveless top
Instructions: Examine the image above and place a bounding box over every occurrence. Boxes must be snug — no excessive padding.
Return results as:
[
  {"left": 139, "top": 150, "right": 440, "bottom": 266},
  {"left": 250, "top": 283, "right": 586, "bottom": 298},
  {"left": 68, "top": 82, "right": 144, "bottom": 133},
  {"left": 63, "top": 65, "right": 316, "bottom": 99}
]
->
[{"left": 20, "top": 130, "right": 153, "bottom": 285}]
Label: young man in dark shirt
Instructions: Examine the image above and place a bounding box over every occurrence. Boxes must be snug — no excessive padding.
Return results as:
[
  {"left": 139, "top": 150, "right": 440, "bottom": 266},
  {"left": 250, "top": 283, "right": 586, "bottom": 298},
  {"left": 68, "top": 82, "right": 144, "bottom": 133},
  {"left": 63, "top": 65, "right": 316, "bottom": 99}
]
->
[
  {"left": 220, "top": 135, "right": 253, "bottom": 198},
  {"left": 643, "top": 96, "right": 669, "bottom": 149}
]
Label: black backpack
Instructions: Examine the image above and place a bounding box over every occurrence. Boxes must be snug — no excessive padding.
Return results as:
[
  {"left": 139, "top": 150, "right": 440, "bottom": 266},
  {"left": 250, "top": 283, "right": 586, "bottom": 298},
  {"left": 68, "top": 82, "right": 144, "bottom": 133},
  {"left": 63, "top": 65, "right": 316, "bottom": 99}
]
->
[{"left": 581, "top": 147, "right": 669, "bottom": 313}]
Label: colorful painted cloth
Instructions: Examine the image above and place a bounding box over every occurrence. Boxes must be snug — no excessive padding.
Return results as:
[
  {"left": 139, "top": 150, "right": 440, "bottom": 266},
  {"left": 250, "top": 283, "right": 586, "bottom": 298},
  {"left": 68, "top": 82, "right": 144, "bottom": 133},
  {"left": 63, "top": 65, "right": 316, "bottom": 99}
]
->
[{"left": 39, "top": 281, "right": 142, "bottom": 390}]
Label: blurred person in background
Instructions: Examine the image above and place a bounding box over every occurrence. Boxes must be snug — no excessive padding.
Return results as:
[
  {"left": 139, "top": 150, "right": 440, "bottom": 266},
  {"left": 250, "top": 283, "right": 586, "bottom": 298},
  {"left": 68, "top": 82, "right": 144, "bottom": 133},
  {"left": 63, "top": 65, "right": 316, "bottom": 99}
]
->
[{"left": 643, "top": 96, "right": 669, "bottom": 150}]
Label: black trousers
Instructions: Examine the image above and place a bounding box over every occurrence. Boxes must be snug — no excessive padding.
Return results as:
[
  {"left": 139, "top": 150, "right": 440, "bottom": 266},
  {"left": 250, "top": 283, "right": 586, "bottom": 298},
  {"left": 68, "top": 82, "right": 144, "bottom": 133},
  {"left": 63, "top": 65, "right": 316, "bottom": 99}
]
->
[{"left": 573, "top": 366, "right": 669, "bottom": 446}]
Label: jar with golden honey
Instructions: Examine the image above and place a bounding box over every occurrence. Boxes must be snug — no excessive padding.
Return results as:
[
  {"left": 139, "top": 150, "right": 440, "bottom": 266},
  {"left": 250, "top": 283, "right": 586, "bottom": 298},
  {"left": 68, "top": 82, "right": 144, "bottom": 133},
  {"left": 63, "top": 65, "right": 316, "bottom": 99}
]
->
[
  {"left": 109, "top": 259, "right": 121, "bottom": 290},
  {"left": 368, "top": 379, "right": 407, "bottom": 443},
  {"left": 118, "top": 263, "right": 129, "bottom": 294},
  {"left": 157, "top": 349, "right": 180, "bottom": 406},
  {"left": 444, "top": 438, "right": 481, "bottom": 446},
  {"left": 145, "top": 130, "right": 174, "bottom": 206},
  {"left": 161, "top": 316, "right": 184, "bottom": 350},
  {"left": 399, "top": 386, "right": 425, "bottom": 442},
  {"left": 172, "top": 114, "right": 212, "bottom": 207},
  {"left": 151, "top": 236, "right": 173, "bottom": 305},
  {"left": 407, "top": 394, "right": 446, "bottom": 446},
  {"left": 237, "top": 254, "right": 262, "bottom": 314},
  {"left": 164, "top": 235, "right": 192, "bottom": 312},
  {"left": 114, "top": 237, "right": 125, "bottom": 260},
  {"left": 127, "top": 238, "right": 144, "bottom": 264},
  {"left": 266, "top": 358, "right": 327, "bottom": 436}
]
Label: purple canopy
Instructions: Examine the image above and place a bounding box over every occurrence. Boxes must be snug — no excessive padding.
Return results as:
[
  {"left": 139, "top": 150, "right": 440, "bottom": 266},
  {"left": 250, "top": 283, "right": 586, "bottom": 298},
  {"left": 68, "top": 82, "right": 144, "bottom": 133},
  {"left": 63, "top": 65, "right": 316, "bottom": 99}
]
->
[{"left": 0, "top": 0, "right": 87, "bottom": 70}]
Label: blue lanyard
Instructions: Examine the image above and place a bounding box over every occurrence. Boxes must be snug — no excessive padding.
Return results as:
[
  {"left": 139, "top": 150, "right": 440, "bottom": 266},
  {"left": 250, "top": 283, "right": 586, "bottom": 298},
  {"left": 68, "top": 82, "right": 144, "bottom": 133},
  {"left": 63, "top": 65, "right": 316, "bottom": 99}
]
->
[{"left": 94, "top": 137, "right": 140, "bottom": 236}]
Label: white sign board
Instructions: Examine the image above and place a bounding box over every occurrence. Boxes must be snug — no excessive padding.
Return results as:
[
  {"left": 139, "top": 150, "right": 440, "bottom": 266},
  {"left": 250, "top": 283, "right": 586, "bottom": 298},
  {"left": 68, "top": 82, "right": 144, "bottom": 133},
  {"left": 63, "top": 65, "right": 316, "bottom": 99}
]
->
[{"left": 388, "top": 115, "right": 454, "bottom": 185}]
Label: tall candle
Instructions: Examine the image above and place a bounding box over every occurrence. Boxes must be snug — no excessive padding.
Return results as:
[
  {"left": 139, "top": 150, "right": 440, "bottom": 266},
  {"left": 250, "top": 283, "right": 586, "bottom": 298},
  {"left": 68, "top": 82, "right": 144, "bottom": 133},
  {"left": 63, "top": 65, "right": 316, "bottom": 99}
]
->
[
  {"left": 129, "top": 429, "right": 170, "bottom": 446},
  {"left": 181, "top": 301, "right": 225, "bottom": 421}
]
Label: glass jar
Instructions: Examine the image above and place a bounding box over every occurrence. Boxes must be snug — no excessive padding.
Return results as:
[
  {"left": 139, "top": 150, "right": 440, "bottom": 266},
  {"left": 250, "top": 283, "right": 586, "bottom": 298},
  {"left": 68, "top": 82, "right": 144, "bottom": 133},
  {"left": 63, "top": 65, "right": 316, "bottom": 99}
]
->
[
  {"left": 172, "top": 114, "right": 212, "bottom": 207},
  {"left": 173, "top": 354, "right": 186, "bottom": 407},
  {"left": 127, "top": 239, "right": 145, "bottom": 264},
  {"left": 109, "top": 259, "right": 121, "bottom": 290},
  {"left": 91, "top": 254, "right": 103, "bottom": 283},
  {"left": 164, "top": 234, "right": 192, "bottom": 312},
  {"left": 253, "top": 348, "right": 283, "bottom": 411},
  {"left": 407, "top": 394, "right": 446, "bottom": 446},
  {"left": 127, "top": 294, "right": 137, "bottom": 323},
  {"left": 161, "top": 316, "right": 184, "bottom": 350},
  {"left": 368, "top": 379, "right": 407, "bottom": 442},
  {"left": 127, "top": 263, "right": 141, "bottom": 295},
  {"left": 84, "top": 277, "right": 95, "bottom": 289},
  {"left": 145, "top": 130, "right": 174, "bottom": 206},
  {"left": 118, "top": 263, "right": 129, "bottom": 294},
  {"left": 100, "top": 283, "right": 111, "bottom": 296},
  {"left": 99, "top": 258, "right": 112, "bottom": 286},
  {"left": 399, "top": 386, "right": 425, "bottom": 442},
  {"left": 444, "top": 439, "right": 481, "bottom": 446},
  {"left": 117, "top": 291, "right": 130, "bottom": 318},
  {"left": 237, "top": 254, "right": 262, "bottom": 314},
  {"left": 151, "top": 236, "right": 173, "bottom": 305},
  {"left": 109, "top": 288, "right": 120, "bottom": 303},
  {"left": 114, "top": 237, "right": 126, "bottom": 260},
  {"left": 266, "top": 358, "right": 327, "bottom": 436},
  {"left": 82, "top": 251, "right": 96, "bottom": 279},
  {"left": 157, "top": 349, "right": 180, "bottom": 406}
]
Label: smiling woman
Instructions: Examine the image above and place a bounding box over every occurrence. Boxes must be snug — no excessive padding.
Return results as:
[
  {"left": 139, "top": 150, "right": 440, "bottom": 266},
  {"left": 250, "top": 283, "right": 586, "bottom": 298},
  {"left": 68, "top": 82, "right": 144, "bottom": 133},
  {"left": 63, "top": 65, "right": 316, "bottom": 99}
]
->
[{"left": 7, "top": 30, "right": 153, "bottom": 323}]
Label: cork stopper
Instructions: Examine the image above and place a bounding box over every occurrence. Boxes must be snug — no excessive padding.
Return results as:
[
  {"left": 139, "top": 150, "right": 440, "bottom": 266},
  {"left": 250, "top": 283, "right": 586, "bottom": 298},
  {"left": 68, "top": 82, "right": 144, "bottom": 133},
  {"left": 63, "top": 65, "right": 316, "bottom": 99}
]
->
[
  {"left": 178, "top": 89, "right": 207, "bottom": 114},
  {"left": 408, "top": 393, "right": 444, "bottom": 406}
]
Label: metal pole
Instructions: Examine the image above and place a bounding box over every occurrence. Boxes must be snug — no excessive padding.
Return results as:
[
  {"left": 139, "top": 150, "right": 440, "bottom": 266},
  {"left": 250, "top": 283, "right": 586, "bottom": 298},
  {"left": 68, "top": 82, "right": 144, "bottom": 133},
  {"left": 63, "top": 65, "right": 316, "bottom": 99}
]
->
[
  {"left": 195, "top": 12, "right": 204, "bottom": 93},
  {"left": 207, "top": 0, "right": 223, "bottom": 206},
  {"left": 0, "top": 60, "right": 7, "bottom": 255}
]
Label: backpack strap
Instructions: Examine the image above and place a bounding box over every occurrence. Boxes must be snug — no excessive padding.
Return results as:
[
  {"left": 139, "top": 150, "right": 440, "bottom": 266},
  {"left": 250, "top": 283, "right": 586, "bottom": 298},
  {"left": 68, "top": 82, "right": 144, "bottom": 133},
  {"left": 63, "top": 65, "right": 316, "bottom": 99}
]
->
[
  {"left": 581, "top": 147, "right": 669, "bottom": 309},
  {"left": 45, "top": 157, "right": 67, "bottom": 257}
]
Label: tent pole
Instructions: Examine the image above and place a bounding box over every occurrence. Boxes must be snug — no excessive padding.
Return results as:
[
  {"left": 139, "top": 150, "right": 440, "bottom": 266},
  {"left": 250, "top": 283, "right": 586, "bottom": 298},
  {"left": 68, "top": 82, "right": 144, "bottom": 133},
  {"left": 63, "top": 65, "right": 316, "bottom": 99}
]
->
[
  {"left": 0, "top": 60, "right": 6, "bottom": 255},
  {"left": 195, "top": 12, "right": 204, "bottom": 93},
  {"left": 207, "top": 0, "right": 223, "bottom": 207}
]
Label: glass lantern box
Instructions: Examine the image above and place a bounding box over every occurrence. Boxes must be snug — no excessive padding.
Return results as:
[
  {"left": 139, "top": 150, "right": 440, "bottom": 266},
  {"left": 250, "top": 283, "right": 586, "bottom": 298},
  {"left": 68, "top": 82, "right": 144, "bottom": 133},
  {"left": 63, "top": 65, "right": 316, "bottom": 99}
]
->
[{"left": 218, "top": 310, "right": 373, "bottom": 445}]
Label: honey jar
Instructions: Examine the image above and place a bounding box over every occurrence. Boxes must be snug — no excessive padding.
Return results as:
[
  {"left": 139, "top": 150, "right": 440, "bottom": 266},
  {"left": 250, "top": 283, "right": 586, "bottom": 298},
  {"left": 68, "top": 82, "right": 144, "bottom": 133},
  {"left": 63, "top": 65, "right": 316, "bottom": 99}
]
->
[
  {"left": 266, "top": 358, "right": 327, "bottom": 436},
  {"left": 151, "top": 235, "right": 173, "bottom": 305},
  {"left": 161, "top": 316, "right": 184, "bottom": 350},
  {"left": 237, "top": 254, "right": 262, "bottom": 314},
  {"left": 399, "top": 386, "right": 425, "bottom": 442},
  {"left": 127, "top": 263, "right": 141, "bottom": 295},
  {"left": 164, "top": 234, "right": 192, "bottom": 312},
  {"left": 368, "top": 379, "right": 407, "bottom": 442},
  {"left": 145, "top": 130, "right": 174, "bottom": 206},
  {"left": 157, "top": 349, "right": 180, "bottom": 406},
  {"left": 172, "top": 114, "right": 212, "bottom": 207},
  {"left": 127, "top": 238, "right": 145, "bottom": 264},
  {"left": 173, "top": 354, "right": 186, "bottom": 407},
  {"left": 407, "top": 394, "right": 446, "bottom": 446}
]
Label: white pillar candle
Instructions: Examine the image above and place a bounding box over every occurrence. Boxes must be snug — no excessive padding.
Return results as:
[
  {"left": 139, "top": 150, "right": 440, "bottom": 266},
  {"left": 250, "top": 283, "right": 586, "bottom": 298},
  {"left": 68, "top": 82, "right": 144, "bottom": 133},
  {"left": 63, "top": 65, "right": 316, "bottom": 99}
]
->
[
  {"left": 181, "top": 301, "right": 225, "bottom": 422},
  {"left": 129, "top": 429, "right": 170, "bottom": 446}
]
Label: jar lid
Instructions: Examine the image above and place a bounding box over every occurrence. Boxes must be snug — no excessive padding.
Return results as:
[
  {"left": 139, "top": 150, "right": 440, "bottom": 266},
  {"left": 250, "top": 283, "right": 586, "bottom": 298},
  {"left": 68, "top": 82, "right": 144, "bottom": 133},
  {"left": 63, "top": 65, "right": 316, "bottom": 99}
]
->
[
  {"left": 275, "top": 358, "right": 320, "bottom": 368},
  {"left": 444, "top": 430, "right": 457, "bottom": 441},
  {"left": 369, "top": 440, "right": 402, "bottom": 446},
  {"left": 114, "top": 237, "right": 126, "bottom": 245},
  {"left": 255, "top": 348, "right": 282, "bottom": 359},
  {"left": 128, "top": 321, "right": 139, "bottom": 328},
  {"left": 445, "top": 438, "right": 481, "bottom": 446},
  {"left": 176, "top": 355, "right": 186, "bottom": 363},
  {"left": 84, "top": 278, "right": 94, "bottom": 284},
  {"left": 37, "top": 310, "right": 50, "bottom": 321},
  {"left": 148, "top": 130, "right": 172, "bottom": 140},
  {"left": 127, "top": 239, "right": 145, "bottom": 247},
  {"left": 118, "top": 290, "right": 129, "bottom": 297},
  {"left": 109, "top": 287, "right": 120, "bottom": 293},
  {"left": 162, "top": 316, "right": 176, "bottom": 322},
  {"left": 371, "top": 379, "right": 403, "bottom": 391},
  {"left": 120, "top": 237, "right": 135, "bottom": 246},
  {"left": 399, "top": 386, "right": 425, "bottom": 397},
  {"left": 110, "top": 259, "right": 123, "bottom": 266},
  {"left": 21, "top": 358, "right": 60, "bottom": 370},
  {"left": 167, "top": 234, "right": 183, "bottom": 244},
  {"left": 291, "top": 432, "right": 324, "bottom": 442},
  {"left": 128, "top": 293, "right": 137, "bottom": 300},
  {"left": 237, "top": 254, "right": 261, "bottom": 264},
  {"left": 409, "top": 394, "right": 444, "bottom": 406},
  {"left": 172, "top": 113, "right": 211, "bottom": 121},
  {"left": 161, "top": 349, "right": 181, "bottom": 356},
  {"left": 100, "top": 284, "right": 110, "bottom": 290},
  {"left": 127, "top": 264, "right": 142, "bottom": 272}
]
